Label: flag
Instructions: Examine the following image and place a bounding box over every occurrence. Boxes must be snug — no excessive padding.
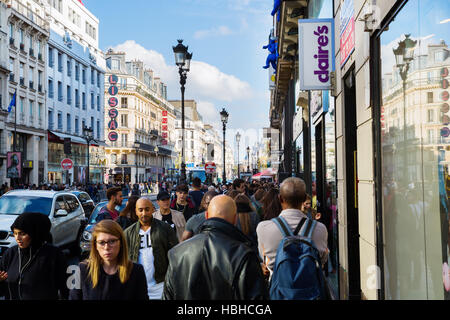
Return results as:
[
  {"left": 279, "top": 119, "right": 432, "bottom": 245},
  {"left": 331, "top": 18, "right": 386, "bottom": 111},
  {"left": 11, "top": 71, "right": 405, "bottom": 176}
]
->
[{"left": 7, "top": 91, "right": 16, "bottom": 113}]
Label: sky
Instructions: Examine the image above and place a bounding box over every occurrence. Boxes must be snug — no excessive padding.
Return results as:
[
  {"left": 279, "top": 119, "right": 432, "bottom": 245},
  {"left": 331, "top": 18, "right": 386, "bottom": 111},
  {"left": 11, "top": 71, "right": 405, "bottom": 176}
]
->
[{"left": 83, "top": 0, "right": 274, "bottom": 158}]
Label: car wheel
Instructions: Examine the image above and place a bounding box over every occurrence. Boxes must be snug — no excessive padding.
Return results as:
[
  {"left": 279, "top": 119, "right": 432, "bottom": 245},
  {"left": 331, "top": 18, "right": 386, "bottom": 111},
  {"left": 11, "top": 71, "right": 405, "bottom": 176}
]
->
[{"left": 70, "top": 228, "right": 83, "bottom": 257}]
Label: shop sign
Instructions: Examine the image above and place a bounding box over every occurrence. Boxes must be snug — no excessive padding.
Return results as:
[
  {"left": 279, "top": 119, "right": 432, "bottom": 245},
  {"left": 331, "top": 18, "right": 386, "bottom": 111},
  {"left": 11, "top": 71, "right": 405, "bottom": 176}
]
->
[
  {"left": 298, "top": 19, "right": 335, "bottom": 90},
  {"left": 108, "top": 85, "right": 118, "bottom": 96},
  {"left": 205, "top": 162, "right": 216, "bottom": 174},
  {"left": 7, "top": 152, "right": 22, "bottom": 179},
  {"left": 108, "top": 74, "right": 118, "bottom": 84},
  {"left": 108, "top": 109, "right": 119, "bottom": 118},
  {"left": 108, "top": 131, "right": 118, "bottom": 142},
  {"left": 162, "top": 110, "right": 169, "bottom": 147},
  {"left": 61, "top": 158, "right": 73, "bottom": 170},
  {"left": 269, "top": 64, "right": 276, "bottom": 90},
  {"left": 108, "top": 97, "right": 118, "bottom": 107},
  {"left": 108, "top": 120, "right": 118, "bottom": 130},
  {"left": 340, "top": 0, "right": 355, "bottom": 68}
]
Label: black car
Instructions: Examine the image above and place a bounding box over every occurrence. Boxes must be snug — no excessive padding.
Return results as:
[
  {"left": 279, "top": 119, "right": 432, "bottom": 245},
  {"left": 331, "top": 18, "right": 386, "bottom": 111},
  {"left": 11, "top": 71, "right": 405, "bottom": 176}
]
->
[{"left": 71, "top": 191, "right": 95, "bottom": 218}]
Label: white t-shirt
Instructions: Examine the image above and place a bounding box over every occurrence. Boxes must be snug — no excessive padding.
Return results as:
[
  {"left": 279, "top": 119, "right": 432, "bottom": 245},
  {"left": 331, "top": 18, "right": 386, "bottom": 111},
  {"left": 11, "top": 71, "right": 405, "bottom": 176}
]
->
[{"left": 138, "top": 228, "right": 164, "bottom": 299}]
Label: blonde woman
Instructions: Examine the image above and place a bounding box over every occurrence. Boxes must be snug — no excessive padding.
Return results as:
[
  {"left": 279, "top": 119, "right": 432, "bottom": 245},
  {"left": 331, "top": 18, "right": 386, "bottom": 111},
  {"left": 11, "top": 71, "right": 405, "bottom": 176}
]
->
[{"left": 69, "top": 220, "right": 148, "bottom": 300}]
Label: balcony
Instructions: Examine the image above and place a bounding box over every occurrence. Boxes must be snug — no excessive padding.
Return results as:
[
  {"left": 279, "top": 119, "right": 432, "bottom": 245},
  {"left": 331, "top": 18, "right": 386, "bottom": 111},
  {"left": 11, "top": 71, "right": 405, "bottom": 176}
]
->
[
  {"left": 29, "top": 81, "right": 34, "bottom": 90},
  {"left": 9, "top": 38, "right": 15, "bottom": 47},
  {"left": 19, "top": 77, "right": 25, "bottom": 86},
  {"left": 67, "top": 98, "right": 72, "bottom": 105},
  {"left": 29, "top": 48, "right": 34, "bottom": 57},
  {"left": 9, "top": 0, "right": 50, "bottom": 32},
  {"left": 19, "top": 43, "right": 25, "bottom": 52},
  {"left": 9, "top": 74, "right": 15, "bottom": 82}
]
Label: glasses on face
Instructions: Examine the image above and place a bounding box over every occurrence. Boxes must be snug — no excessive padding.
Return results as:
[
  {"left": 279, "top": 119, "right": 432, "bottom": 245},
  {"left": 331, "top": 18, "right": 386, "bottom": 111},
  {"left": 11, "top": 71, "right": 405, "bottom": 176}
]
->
[{"left": 96, "top": 239, "right": 120, "bottom": 247}]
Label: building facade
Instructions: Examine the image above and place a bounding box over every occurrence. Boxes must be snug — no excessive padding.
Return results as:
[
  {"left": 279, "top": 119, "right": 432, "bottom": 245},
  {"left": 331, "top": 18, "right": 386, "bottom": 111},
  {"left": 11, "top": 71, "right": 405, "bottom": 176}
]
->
[
  {"left": 269, "top": 0, "right": 450, "bottom": 300},
  {"left": 4, "top": 0, "right": 50, "bottom": 186},
  {"left": 104, "top": 50, "right": 177, "bottom": 185}
]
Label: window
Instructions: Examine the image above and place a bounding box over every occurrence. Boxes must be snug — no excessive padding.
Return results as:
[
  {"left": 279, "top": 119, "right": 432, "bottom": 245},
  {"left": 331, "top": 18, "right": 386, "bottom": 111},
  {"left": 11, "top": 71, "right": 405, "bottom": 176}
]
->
[
  {"left": 91, "top": 69, "right": 95, "bottom": 85},
  {"left": 121, "top": 114, "right": 128, "bottom": 127},
  {"left": 75, "top": 64, "right": 79, "bottom": 81},
  {"left": 121, "top": 97, "right": 128, "bottom": 108},
  {"left": 97, "top": 95, "right": 100, "bottom": 111},
  {"left": 121, "top": 134, "right": 128, "bottom": 147},
  {"left": 38, "top": 71, "right": 42, "bottom": 91},
  {"left": 67, "top": 85, "right": 71, "bottom": 105},
  {"left": 57, "top": 112, "right": 62, "bottom": 130},
  {"left": 111, "top": 59, "right": 120, "bottom": 70},
  {"left": 38, "top": 41, "right": 42, "bottom": 57},
  {"left": 85, "top": 21, "right": 97, "bottom": 40},
  {"left": 48, "top": 47, "right": 54, "bottom": 67},
  {"left": 58, "top": 52, "right": 62, "bottom": 72},
  {"left": 48, "top": 109, "right": 53, "bottom": 129},
  {"left": 9, "top": 23, "right": 14, "bottom": 40},
  {"left": 75, "top": 117, "right": 79, "bottom": 134},
  {"left": 19, "top": 63, "right": 24, "bottom": 81},
  {"left": 38, "top": 103, "right": 42, "bottom": 121},
  {"left": 67, "top": 114, "right": 71, "bottom": 132},
  {"left": 97, "top": 120, "right": 100, "bottom": 139},
  {"left": 54, "top": 196, "right": 68, "bottom": 213},
  {"left": 20, "top": 29, "right": 24, "bottom": 45},
  {"left": 427, "top": 92, "right": 433, "bottom": 103},
  {"left": 97, "top": 73, "right": 100, "bottom": 87},
  {"left": 29, "top": 100, "right": 33, "bottom": 118},
  {"left": 28, "top": 67, "right": 34, "bottom": 88},
  {"left": 48, "top": 79, "right": 54, "bottom": 98},
  {"left": 67, "top": 59, "right": 71, "bottom": 77},
  {"left": 82, "top": 92, "right": 86, "bottom": 110},
  {"left": 57, "top": 81, "right": 62, "bottom": 101},
  {"left": 82, "top": 68, "right": 86, "bottom": 84},
  {"left": 9, "top": 58, "right": 14, "bottom": 78},
  {"left": 90, "top": 92, "right": 94, "bottom": 109},
  {"left": 428, "top": 109, "right": 434, "bottom": 123},
  {"left": 64, "top": 195, "right": 79, "bottom": 213},
  {"left": 91, "top": 117, "right": 94, "bottom": 132},
  {"left": 121, "top": 153, "right": 127, "bottom": 164},
  {"left": 75, "top": 89, "right": 79, "bottom": 108}
]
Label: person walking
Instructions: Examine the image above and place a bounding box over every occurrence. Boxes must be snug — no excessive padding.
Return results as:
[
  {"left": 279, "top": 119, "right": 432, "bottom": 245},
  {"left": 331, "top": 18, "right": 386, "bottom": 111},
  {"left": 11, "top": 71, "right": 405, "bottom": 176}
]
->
[
  {"left": 116, "top": 195, "right": 139, "bottom": 230},
  {"left": 163, "top": 195, "right": 268, "bottom": 300},
  {"left": 234, "top": 194, "right": 260, "bottom": 253},
  {"left": 261, "top": 188, "right": 282, "bottom": 221},
  {"left": 69, "top": 220, "right": 148, "bottom": 300},
  {"left": 181, "top": 190, "right": 218, "bottom": 241},
  {"left": 0, "top": 212, "right": 68, "bottom": 300},
  {"left": 170, "top": 184, "right": 196, "bottom": 222},
  {"left": 95, "top": 187, "right": 123, "bottom": 222},
  {"left": 124, "top": 197, "right": 178, "bottom": 300},
  {"left": 188, "top": 178, "right": 204, "bottom": 214},
  {"left": 153, "top": 191, "right": 186, "bottom": 242},
  {"left": 256, "top": 177, "right": 329, "bottom": 278}
]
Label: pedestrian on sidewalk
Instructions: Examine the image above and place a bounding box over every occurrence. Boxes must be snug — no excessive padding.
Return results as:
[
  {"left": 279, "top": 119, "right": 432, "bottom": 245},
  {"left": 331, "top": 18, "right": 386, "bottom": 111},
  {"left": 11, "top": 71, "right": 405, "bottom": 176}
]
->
[
  {"left": 95, "top": 187, "right": 123, "bottom": 222},
  {"left": 69, "top": 220, "right": 148, "bottom": 300},
  {"left": 0, "top": 212, "right": 68, "bottom": 300},
  {"left": 116, "top": 195, "right": 139, "bottom": 230},
  {"left": 163, "top": 195, "right": 268, "bottom": 300},
  {"left": 170, "top": 184, "right": 196, "bottom": 222},
  {"left": 153, "top": 191, "right": 186, "bottom": 242},
  {"left": 181, "top": 190, "right": 218, "bottom": 241},
  {"left": 189, "top": 178, "right": 204, "bottom": 215},
  {"left": 124, "top": 197, "right": 178, "bottom": 300}
]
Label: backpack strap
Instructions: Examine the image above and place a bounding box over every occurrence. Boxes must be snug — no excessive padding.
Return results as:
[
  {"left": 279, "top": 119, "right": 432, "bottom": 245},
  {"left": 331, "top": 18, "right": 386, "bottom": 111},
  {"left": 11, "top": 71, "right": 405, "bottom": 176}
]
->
[
  {"left": 293, "top": 217, "right": 307, "bottom": 236},
  {"left": 300, "top": 218, "right": 317, "bottom": 239},
  {"left": 272, "top": 216, "right": 293, "bottom": 237}
]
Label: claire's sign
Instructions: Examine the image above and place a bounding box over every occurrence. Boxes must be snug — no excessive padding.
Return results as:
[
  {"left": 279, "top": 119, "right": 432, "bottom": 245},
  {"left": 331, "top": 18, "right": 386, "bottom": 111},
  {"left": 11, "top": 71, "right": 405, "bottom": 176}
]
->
[{"left": 298, "top": 19, "right": 335, "bottom": 90}]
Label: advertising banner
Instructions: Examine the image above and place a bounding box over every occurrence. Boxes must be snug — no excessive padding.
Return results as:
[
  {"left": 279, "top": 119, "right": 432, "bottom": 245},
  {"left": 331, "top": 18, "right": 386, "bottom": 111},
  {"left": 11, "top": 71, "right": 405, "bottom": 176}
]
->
[
  {"left": 340, "top": 0, "right": 355, "bottom": 67},
  {"left": 7, "top": 152, "right": 21, "bottom": 179},
  {"left": 298, "top": 18, "right": 335, "bottom": 90}
]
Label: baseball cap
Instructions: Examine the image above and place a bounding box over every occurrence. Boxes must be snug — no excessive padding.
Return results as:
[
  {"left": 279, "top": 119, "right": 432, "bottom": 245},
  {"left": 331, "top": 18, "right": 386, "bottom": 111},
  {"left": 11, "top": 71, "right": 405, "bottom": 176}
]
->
[{"left": 157, "top": 191, "right": 171, "bottom": 201}]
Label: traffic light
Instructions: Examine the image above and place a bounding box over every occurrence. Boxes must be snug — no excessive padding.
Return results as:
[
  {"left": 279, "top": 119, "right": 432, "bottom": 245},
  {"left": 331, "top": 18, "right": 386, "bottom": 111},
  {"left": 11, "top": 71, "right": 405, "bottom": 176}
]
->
[{"left": 64, "top": 138, "right": 71, "bottom": 155}]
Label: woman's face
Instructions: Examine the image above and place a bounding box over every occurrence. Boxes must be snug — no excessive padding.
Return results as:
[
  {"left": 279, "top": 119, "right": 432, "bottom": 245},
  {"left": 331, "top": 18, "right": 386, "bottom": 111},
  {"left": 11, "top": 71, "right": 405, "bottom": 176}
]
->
[
  {"left": 95, "top": 232, "right": 121, "bottom": 264},
  {"left": 13, "top": 229, "right": 32, "bottom": 249},
  {"left": 303, "top": 200, "right": 311, "bottom": 211}
]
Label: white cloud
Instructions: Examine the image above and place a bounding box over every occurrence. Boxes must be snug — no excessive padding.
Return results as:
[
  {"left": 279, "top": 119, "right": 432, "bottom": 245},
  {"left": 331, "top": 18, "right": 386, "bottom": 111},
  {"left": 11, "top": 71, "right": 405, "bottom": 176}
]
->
[
  {"left": 197, "top": 101, "right": 220, "bottom": 124},
  {"left": 194, "top": 26, "right": 233, "bottom": 39},
  {"left": 110, "top": 40, "right": 253, "bottom": 102},
  {"left": 439, "top": 18, "right": 450, "bottom": 24}
]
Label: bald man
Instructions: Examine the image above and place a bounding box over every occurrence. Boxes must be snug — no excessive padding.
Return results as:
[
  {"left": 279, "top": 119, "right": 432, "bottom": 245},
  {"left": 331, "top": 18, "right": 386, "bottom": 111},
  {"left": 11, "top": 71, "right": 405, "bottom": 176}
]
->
[
  {"left": 124, "top": 197, "right": 178, "bottom": 299},
  {"left": 163, "top": 195, "right": 268, "bottom": 300},
  {"left": 256, "top": 177, "right": 329, "bottom": 275}
]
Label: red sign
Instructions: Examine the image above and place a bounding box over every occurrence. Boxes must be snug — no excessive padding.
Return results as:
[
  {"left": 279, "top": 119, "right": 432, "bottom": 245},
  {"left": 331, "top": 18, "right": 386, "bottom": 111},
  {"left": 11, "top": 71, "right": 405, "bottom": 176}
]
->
[
  {"left": 162, "top": 125, "right": 168, "bottom": 131},
  {"left": 162, "top": 118, "right": 168, "bottom": 124},
  {"left": 162, "top": 110, "right": 168, "bottom": 117},
  {"left": 205, "top": 162, "right": 216, "bottom": 174},
  {"left": 340, "top": 17, "right": 355, "bottom": 67},
  {"left": 161, "top": 139, "right": 168, "bottom": 145},
  {"left": 162, "top": 132, "right": 168, "bottom": 139},
  {"left": 61, "top": 158, "right": 73, "bottom": 170}
]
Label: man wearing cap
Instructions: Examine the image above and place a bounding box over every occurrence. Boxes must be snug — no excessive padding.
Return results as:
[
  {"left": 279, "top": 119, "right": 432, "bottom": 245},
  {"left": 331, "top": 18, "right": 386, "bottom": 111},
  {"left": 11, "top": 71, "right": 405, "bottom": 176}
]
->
[{"left": 153, "top": 191, "right": 186, "bottom": 242}]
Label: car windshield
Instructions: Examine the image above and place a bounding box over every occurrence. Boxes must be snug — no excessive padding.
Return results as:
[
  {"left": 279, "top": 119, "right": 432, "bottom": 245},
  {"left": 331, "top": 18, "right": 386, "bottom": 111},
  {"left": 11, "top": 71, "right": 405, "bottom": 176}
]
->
[{"left": 0, "top": 196, "right": 53, "bottom": 216}]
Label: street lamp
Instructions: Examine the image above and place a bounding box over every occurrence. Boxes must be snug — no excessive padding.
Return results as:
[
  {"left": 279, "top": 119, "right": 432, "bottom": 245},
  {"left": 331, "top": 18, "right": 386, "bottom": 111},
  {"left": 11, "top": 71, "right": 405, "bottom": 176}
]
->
[
  {"left": 393, "top": 34, "right": 416, "bottom": 182},
  {"left": 220, "top": 108, "right": 229, "bottom": 183},
  {"left": 134, "top": 141, "right": 141, "bottom": 184},
  {"left": 83, "top": 125, "right": 94, "bottom": 186},
  {"left": 246, "top": 146, "right": 250, "bottom": 172},
  {"left": 236, "top": 131, "right": 241, "bottom": 179},
  {"left": 173, "top": 39, "right": 193, "bottom": 184}
]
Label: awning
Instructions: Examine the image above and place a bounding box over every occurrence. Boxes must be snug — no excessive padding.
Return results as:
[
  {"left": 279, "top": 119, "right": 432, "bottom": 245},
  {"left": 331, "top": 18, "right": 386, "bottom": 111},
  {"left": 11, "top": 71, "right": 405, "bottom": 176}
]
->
[{"left": 48, "top": 131, "right": 86, "bottom": 144}]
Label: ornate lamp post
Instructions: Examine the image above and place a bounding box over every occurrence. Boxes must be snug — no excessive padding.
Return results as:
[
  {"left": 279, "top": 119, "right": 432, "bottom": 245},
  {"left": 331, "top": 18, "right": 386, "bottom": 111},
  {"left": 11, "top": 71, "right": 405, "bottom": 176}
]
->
[
  {"left": 220, "top": 108, "right": 229, "bottom": 183},
  {"left": 393, "top": 34, "right": 416, "bottom": 182},
  {"left": 173, "top": 39, "right": 193, "bottom": 184},
  {"left": 235, "top": 131, "right": 241, "bottom": 179},
  {"left": 134, "top": 141, "right": 141, "bottom": 184},
  {"left": 82, "top": 125, "right": 94, "bottom": 186}
]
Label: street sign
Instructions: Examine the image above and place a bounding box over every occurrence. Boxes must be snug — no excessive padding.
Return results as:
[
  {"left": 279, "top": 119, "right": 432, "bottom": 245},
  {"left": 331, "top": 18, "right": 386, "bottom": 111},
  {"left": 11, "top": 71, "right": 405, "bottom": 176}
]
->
[
  {"left": 61, "top": 158, "right": 73, "bottom": 170},
  {"left": 205, "top": 162, "right": 216, "bottom": 174}
]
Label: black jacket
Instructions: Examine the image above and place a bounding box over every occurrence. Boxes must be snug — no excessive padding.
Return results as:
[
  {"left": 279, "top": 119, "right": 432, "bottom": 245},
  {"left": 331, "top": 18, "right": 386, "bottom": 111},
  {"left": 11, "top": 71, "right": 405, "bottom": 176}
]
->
[
  {"left": 69, "top": 262, "right": 148, "bottom": 300},
  {"left": 0, "top": 243, "right": 69, "bottom": 300},
  {"left": 162, "top": 218, "right": 269, "bottom": 300}
]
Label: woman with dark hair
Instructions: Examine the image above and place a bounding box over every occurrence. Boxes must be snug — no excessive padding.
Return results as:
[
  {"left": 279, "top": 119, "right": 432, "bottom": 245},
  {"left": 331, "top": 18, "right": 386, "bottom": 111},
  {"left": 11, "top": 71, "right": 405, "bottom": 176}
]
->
[
  {"left": 0, "top": 212, "right": 68, "bottom": 300},
  {"left": 181, "top": 191, "right": 218, "bottom": 241},
  {"left": 261, "top": 188, "right": 282, "bottom": 220},
  {"left": 69, "top": 220, "right": 148, "bottom": 300},
  {"left": 234, "top": 194, "right": 260, "bottom": 252},
  {"left": 116, "top": 195, "right": 139, "bottom": 230},
  {"left": 226, "top": 190, "right": 241, "bottom": 200}
]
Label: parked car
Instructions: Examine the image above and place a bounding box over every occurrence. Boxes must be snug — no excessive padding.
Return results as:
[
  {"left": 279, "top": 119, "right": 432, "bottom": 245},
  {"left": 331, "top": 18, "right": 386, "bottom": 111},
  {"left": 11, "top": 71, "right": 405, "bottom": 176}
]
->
[
  {"left": 71, "top": 191, "right": 95, "bottom": 218},
  {"left": 79, "top": 195, "right": 159, "bottom": 258},
  {"left": 0, "top": 190, "right": 87, "bottom": 257}
]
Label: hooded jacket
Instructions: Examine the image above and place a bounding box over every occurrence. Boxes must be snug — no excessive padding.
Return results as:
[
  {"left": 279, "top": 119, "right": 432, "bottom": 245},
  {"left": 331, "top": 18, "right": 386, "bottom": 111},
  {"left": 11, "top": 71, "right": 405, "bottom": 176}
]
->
[
  {"left": 162, "top": 218, "right": 269, "bottom": 300},
  {"left": 170, "top": 197, "right": 196, "bottom": 221},
  {"left": 0, "top": 212, "right": 69, "bottom": 300}
]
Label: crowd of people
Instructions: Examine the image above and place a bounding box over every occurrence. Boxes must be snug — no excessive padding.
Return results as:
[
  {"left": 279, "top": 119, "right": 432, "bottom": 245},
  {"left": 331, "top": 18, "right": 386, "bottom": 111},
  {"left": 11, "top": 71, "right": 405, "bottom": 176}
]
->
[{"left": 0, "top": 176, "right": 333, "bottom": 300}]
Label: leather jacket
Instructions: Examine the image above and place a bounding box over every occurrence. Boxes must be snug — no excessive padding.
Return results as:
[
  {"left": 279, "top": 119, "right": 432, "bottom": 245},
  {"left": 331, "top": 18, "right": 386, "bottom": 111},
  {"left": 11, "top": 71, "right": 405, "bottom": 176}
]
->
[{"left": 162, "top": 218, "right": 269, "bottom": 300}]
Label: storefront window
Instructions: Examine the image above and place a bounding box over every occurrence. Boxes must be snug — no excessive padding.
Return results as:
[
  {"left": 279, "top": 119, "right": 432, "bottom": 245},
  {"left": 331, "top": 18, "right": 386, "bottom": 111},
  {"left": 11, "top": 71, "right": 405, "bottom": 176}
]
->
[{"left": 380, "top": 0, "right": 450, "bottom": 299}]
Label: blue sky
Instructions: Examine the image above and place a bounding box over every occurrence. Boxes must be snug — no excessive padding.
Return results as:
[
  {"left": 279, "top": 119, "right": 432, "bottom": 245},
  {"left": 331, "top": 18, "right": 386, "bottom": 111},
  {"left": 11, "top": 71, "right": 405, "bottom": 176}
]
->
[{"left": 83, "top": 0, "right": 274, "bottom": 154}]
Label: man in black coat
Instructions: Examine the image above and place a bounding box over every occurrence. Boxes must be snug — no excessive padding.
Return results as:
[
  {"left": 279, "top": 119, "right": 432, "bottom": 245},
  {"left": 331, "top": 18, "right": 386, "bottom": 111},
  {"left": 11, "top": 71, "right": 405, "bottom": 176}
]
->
[{"left": 162, "top": 195, "right": 268, "bottom": 300}]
